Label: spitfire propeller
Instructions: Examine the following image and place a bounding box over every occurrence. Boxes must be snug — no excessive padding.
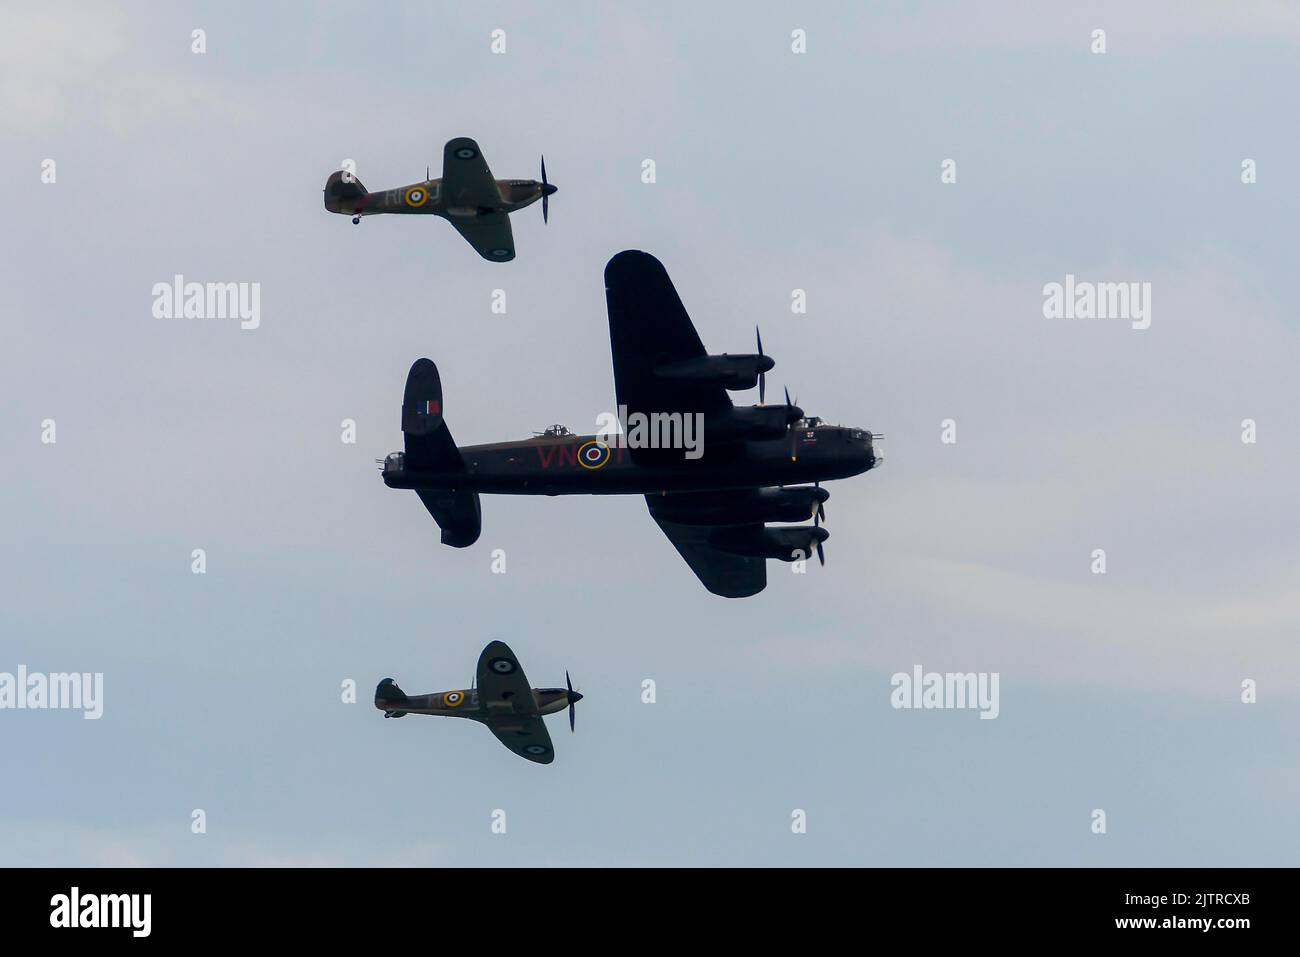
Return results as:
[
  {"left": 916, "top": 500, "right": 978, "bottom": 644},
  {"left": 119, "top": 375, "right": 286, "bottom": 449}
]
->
[
  {"left": 566, "top": 669, "right": 582, "bottom": 732},
  {"left": 540, "top": 155, "right": 556, "bottom": 223}
]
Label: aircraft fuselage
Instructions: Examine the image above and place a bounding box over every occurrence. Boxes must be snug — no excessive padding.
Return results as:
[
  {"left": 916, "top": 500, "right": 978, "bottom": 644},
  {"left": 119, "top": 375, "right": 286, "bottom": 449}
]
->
[
  {"left": 377, "top": 686, "right": 572, "bottom": 719},
  {"left": 383, "top": 422, "right": 878, "bottom": 496},
  {"left": 334, "top": 177, "right": 548, "bottom": 219}
]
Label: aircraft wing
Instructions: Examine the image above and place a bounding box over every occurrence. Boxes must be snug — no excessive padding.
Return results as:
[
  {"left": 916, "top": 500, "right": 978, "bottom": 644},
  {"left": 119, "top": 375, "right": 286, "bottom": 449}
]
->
[
  {"left": 475, "top": 640, "right": 553, "bottom": 763},
  {"left": 447, "top": 212, "right": 515, "bottom": 262},
  {"left": 604, "top": 250, "right": 733, "bottom": 421},
  {"left": 441, "top": 137, "right": 501, "bottom": 207},
  {"left": 645, "top": 498, "right": 767, "bottom": 598},
  {"left": 476, "top": 640, "right": 537, "bottom": 713},
  {"left": 484, "top": 715, "right": 555, "bottom": 764}
]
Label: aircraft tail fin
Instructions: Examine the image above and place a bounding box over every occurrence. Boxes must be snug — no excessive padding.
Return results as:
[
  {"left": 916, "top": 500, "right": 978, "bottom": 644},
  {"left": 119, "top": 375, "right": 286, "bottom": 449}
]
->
[
  {"left": 401, "top": 359, "right": 482, "bottom": 549},
  {"left": 324, "top": 170, "right": 367, "bottom": 212},
  {"left": 375, "top": 678, "right": 408, "bottom": 717}
]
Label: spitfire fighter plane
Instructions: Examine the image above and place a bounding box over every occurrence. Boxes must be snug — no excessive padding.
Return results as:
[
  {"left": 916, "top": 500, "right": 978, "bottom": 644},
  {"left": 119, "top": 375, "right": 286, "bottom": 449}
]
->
[
  {"left": 323, "top": 137, "right": 556, "bottom": 261},
  {"left": 381, "top": 250, "right": 883, "bottom": 598},
  {"left": 375, "top": 640, "right": 580, "bottom": 765}
]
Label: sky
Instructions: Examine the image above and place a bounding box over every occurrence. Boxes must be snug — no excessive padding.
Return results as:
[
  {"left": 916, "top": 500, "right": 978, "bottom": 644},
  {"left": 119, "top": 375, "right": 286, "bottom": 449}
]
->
[{"left": 2, "top": 0, "right": 1299, "bottom": 866}]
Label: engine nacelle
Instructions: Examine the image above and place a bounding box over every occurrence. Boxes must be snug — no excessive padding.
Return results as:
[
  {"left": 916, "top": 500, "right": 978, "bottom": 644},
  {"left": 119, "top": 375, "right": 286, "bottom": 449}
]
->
[
  {"left": 704, "top": 404, "right": 800, "bottom": 442},
  {"left": 652, "top": 486, "right": 828, "bottom": 526},
  {"left": 710, "top": 525, "right": 828, "bottom": 562},
  {"left": 654, "top": 353, "right": 774, "bottom": 392}
]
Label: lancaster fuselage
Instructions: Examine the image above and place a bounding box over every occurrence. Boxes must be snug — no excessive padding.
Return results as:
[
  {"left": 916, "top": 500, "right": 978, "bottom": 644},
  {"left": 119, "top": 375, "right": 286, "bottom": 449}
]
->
[{"left": 383, "top": 422, "right": 878, "bottom": 496}]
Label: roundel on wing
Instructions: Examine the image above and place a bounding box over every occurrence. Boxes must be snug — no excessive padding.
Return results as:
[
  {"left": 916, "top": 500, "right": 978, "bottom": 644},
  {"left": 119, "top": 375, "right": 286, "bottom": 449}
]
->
[
  {"left": 488, "top": 657, "right": 516, "bottom": 675},
  {"left": 455, "top": 146, "right": 477, "bottom": 160},
  {"left": 443, "top": 691, "right": 464, "bottom": 708},
  {"left": 577, "top": 440, "right": 611, "bottom": 470},
  {"left": 523, "top": 744, "right": 550, "bottom": 756},
  {"left": 405, "top": 186, "right": 428, "bottom": 208}
]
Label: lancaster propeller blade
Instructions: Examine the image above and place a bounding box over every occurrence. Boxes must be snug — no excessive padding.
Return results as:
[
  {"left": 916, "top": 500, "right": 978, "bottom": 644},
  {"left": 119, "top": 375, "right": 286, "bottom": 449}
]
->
[{"left": 756, "top": 326, "right": 766, "bottom": 404}]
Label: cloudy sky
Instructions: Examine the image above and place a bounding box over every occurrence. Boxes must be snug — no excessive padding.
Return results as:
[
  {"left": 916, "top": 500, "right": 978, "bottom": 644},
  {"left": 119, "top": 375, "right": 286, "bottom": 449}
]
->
[{"left": 3, "top": 1, "right": 1299, "bottom": 866}]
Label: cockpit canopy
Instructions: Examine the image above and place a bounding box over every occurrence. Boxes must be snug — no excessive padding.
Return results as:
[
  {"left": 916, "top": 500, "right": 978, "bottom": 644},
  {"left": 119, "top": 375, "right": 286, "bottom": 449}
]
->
[{"left": 536, "top": 424, "right": 574, "bottom": 437}]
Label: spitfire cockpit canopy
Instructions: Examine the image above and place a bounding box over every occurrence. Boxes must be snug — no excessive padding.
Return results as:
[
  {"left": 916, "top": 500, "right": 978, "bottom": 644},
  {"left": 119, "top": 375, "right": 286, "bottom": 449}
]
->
[{"left": 535, "top": 424, "right": 574, "bottom": 438}]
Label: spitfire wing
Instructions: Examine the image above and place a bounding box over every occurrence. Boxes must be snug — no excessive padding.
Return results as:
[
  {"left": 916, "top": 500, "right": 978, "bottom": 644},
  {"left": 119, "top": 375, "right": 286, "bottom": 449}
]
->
[
  {"left": 645, "top": 498, "right": 767, "bottom": 598},
  {"left": 604, "top": 250, "right": 733, "bottom": 422},
  {"left": 484, "top": 715, "right": 555, "bottom": 764},
  {"left": 474, "top": 641, "right": 553, "bottom": 764},
  {"left": 441, "top": 137, "right": 501, "bottom": 207},
  {"left": 447, "top": 212, "right": 515, "bottom": 262},
  {"left": 475, "top": 640, "right": 537, "bottom": 712}
]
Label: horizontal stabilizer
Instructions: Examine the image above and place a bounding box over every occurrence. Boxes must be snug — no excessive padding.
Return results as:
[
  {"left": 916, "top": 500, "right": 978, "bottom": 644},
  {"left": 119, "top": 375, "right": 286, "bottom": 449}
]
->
[{"left": 417, "top": 489, "right": 482, "bottom": 548}]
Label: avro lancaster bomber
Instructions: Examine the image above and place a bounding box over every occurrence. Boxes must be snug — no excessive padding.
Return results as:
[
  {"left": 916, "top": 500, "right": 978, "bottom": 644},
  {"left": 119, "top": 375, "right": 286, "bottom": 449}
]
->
[
  {"left": 323, "top": 137, "right": 555, "bottom": 261},
  {"left": 380, "top": 250, "right": 883, "bottom": 597}
]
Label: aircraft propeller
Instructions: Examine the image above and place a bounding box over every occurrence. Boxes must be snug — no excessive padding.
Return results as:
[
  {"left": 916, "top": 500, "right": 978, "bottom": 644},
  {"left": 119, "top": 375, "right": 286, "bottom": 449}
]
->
[
  {"left": 785, "top": 386, "right": 805, "bottom": 460},
  {"left": 814, "top": 506, "right": 826, "bottom": 567},
  {"left": 756, "top": 326, "right": 766, "bottom": 404},
  {"left": 541, "top": 155, "right": 554, "bottom": 223},
  {"left": 566, "top": 669, "right": 582, "bottom": 732}
]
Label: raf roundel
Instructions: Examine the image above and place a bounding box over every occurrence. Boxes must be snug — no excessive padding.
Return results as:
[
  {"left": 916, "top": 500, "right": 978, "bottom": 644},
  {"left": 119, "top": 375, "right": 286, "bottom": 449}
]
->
[
  {"left": 455, "top": 146, "right": 478, "bottom": 160},
  {"left": 488, "top": 657, "right": 516, "bottom": 675},
  {"left": 405, "top": 186, "right": 428, "bottom": 208},
  {"left": 577, "top": 440, "right": 611, "bottom": 470},
  {"left": 524, "top": 744, "right": 550, "bottom": 756},
  {"left": 443, "top": 691, "right": 464, "bottom": 708},
  {"left": 489, "top": 248, "right": 511, "bottom": 259}
]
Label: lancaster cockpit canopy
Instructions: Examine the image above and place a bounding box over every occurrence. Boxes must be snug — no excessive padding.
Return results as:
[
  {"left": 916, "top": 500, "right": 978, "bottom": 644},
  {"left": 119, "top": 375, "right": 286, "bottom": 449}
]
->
[{"left": 535, "top": 424, "right": 574, "bottom": 438}]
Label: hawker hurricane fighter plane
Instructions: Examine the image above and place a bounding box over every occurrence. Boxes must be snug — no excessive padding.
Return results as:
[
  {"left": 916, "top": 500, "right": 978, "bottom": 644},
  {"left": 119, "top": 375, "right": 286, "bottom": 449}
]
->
[
  {"left": 323, "top": 137, "right": 556, "bottom": 261},
  {"left": 380, "top": 250, "right": 883, "bottom": 598},
  {"left": 375, "top": 640, "right": 581, "bottom": 765}
]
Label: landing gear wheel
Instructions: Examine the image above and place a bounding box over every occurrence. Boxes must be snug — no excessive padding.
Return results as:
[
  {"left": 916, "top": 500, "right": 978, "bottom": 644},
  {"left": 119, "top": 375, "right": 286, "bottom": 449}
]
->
[{"left": 351, "top": 215, "right": 361, "bottom": 225}]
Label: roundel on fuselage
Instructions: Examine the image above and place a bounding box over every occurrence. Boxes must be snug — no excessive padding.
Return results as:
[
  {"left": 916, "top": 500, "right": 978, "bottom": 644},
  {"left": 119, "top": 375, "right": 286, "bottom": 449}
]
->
[{"left": 577, "top": 440, "right": 611, "bottom": 470}]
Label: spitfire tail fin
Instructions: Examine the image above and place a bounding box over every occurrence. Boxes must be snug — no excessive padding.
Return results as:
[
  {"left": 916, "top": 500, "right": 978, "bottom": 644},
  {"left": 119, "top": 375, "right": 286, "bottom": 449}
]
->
[
  {"left": 375, "top": 678, "right": 408, "bottom": 717},
  {"left": 401, "top": 359, "right": 483, "bottom": 549}
]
